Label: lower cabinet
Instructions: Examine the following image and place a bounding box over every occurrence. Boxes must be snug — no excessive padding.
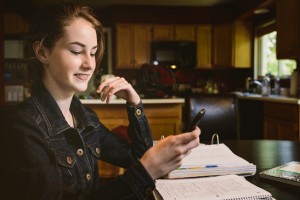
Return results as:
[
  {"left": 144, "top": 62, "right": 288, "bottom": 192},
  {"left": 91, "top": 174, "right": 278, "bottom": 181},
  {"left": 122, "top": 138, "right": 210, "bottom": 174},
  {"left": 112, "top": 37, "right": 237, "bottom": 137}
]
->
[
  {"left": 85, "top": 102, "right": 183, "bottom": 177},
  {"left": 263, "top": 102, "right": 299, "bottom": 141},
  {"left": 86, "top": 103, "right": 183, "bottom": 140}
]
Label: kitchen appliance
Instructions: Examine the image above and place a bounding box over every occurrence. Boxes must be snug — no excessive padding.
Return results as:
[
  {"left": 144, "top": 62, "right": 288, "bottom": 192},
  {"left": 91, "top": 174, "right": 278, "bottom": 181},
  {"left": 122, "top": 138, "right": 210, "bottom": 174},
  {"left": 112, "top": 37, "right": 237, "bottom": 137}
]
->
[{"left": 151, "top": 41, "right": 196, "bottom": 68}]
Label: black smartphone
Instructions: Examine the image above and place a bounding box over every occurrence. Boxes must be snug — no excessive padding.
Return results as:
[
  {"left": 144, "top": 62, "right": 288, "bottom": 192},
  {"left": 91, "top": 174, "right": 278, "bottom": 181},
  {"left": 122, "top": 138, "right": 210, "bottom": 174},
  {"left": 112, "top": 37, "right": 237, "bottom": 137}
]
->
[{"left": 188, "top": 108, "right": 206, "bottom": 131}]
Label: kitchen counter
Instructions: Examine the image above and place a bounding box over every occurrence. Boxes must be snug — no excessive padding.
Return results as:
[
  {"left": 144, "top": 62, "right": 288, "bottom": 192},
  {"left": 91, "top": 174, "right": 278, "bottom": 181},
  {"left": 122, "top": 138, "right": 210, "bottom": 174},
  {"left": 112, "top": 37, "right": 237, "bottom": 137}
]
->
[
  {"left": 80, "top": 97, "right": 185, "bottom": 104},
  {"left": 82, "top": 97, "right": 184, "bottom": 141},
  {"left": 237, "top": 93, "right": 300, "bottom": 104},
  {"left": 238, "top": 92, "right": 300, "bottom": 141}
]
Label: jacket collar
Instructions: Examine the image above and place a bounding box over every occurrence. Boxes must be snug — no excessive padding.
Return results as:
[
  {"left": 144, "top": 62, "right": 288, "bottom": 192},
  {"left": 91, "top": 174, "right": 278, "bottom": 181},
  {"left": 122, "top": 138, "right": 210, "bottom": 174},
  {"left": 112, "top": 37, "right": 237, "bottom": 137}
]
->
[{"left": 32, "top": 85, "right": 99, "bottom": 137}]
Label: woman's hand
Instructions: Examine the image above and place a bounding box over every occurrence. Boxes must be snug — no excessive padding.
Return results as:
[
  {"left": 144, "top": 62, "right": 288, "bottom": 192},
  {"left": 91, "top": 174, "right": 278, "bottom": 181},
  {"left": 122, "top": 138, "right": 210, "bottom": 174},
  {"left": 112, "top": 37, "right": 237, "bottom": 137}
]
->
[
  {"left": 140, "top": 127, "right": 201, "bottom": 180},
  {"left": 96, "top": 76, "right": 140, "bottom": 105}
]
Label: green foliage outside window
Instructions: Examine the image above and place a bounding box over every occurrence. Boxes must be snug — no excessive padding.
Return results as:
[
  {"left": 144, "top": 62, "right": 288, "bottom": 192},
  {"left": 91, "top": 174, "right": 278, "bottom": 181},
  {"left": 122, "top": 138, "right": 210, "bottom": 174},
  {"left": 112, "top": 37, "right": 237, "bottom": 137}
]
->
[{"left": 261, "top": 31, "right": 296, "bottom": 77}]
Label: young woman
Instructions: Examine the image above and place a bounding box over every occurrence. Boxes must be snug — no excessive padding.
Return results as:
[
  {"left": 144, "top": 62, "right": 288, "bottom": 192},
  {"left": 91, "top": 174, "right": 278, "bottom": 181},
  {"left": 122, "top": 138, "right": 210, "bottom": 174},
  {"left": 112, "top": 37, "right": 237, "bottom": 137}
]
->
[{"left": 2, "top": 2, "right": 200, "bottom": 200}]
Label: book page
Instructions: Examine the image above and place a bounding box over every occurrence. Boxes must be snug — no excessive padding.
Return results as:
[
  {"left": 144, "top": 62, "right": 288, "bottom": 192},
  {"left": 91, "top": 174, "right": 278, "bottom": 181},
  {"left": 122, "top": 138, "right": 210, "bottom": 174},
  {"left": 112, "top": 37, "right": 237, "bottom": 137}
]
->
[
  {"left": 181, "top": 143, "right": 250, "bottom": 166},
  {"left": 156, "top": 175, "right": 272, "bottom": 200}
]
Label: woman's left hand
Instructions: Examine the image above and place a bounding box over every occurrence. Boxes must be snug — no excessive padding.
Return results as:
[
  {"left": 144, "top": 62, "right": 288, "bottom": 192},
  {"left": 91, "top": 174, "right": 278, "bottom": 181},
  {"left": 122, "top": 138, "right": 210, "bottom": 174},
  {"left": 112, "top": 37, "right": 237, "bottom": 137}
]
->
[{"left": 96, "top": 76, "right": 140, "bottom": 105}]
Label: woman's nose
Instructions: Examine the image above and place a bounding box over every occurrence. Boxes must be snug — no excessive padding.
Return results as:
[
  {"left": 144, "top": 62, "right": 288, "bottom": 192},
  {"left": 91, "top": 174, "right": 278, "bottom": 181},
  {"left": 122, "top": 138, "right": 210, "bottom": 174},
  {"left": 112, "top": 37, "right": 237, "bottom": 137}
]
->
[{"left": 82, "top": 54, "right": 93, "bottom": 69}]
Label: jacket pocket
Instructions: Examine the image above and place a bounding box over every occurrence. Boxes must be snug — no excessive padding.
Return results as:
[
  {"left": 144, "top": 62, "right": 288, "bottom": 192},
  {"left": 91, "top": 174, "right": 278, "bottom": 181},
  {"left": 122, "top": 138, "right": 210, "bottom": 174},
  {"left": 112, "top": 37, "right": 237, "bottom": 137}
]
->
[
  {"left": 56, "top": 150, "right": 77, "bottom": 191},
  {"left": 87, "top": 143, "right": 101, "bottom": 170}
]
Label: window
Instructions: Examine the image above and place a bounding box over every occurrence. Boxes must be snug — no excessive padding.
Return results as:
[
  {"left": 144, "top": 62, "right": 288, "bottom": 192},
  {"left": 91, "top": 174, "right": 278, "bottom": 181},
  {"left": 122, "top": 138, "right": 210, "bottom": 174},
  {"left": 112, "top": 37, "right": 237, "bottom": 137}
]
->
[{"left": 255, "top": 23, "right": 296, "bottom": 78}]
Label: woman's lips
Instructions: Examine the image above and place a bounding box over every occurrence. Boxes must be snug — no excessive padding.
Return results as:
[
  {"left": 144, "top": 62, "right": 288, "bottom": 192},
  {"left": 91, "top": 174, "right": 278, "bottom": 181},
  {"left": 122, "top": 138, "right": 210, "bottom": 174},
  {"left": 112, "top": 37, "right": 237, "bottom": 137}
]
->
[{"left": 74, "top": 73, "right": 89, "bottom": 81}]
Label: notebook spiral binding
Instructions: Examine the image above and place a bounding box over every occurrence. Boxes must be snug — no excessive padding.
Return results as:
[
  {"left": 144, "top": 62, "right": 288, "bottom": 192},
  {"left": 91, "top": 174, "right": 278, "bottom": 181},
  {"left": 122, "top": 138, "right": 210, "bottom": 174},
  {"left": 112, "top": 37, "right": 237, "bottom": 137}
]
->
[
  {"left": 223, "top": 194, "right": 272, "bottom": 200},
  {"left": 211, "top": 133, "right": 219, "bottom": 145}
]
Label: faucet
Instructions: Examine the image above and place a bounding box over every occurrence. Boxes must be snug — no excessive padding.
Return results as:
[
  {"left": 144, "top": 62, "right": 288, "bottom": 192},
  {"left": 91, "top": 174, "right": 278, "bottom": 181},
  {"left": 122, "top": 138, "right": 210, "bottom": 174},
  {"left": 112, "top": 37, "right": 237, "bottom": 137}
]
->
[{"left": 248, "top": 80, "right": 262, "bottom": 94}]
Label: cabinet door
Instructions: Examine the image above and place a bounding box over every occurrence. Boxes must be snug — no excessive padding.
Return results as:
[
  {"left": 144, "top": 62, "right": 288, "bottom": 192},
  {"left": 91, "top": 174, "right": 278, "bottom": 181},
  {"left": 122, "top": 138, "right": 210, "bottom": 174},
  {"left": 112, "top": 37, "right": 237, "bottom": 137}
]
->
[
  {"left": 116, "top": 24, "right": 151, "bottom": 69},
  {"left": 213, "top": 21, "right": 252, "bottom": 68},
  {"left": 152, "top": 25, "right": 174, "bottom": 41},
  {"left": 213, "top": 23, "right": 232, "bottom": 67},
  {"left": 276, "top": 0, "right": 299, "bottom": 59},
  {"left": 264, "top": 117, "right": 298, "bottom": 140},
  {"left": 232, "top": 21, "right": 252, "bottom": 68},
  {"left": 264, "top": 102, "right": 299, "bottom": 141},
  {"left": 174, "top": 26, "right": 196, "bottom": 41},
  {"left": 133, "top": 25, "right": 151, "bottom": 68},
  {"left": 147, "top": 118, "right": 179, "bottom": 140},
  {"left": 195, "top": 25, "right": 212, "bottom": 68},
  {"left": 116, "top": 24, "right": 133, "bottom": 69}
]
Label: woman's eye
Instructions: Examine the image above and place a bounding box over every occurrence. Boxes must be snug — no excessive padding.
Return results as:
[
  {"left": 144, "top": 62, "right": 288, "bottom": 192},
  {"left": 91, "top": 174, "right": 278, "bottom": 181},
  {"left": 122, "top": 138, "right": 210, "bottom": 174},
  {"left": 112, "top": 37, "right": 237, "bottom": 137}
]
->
[
  {"left": 70, "top": 50, "right": 82, "bottom": 55},
  {"left": 90, "top": 53, "right": 96, "bottom": 57}
]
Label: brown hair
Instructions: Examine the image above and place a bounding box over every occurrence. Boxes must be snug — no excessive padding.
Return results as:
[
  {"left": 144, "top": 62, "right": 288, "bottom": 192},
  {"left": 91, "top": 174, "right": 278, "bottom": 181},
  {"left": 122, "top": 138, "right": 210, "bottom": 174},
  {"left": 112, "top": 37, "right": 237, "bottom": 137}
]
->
[{"left": 26, "top": 1, "right": 104, "bottom": 90}]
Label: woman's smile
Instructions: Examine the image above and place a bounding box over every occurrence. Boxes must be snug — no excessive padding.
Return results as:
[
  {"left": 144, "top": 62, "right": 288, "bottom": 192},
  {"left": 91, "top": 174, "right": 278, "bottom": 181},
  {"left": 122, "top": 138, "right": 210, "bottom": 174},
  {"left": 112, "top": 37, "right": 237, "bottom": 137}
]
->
[{"left": 74, "top": 73, "right": 90, "bottom": 81}]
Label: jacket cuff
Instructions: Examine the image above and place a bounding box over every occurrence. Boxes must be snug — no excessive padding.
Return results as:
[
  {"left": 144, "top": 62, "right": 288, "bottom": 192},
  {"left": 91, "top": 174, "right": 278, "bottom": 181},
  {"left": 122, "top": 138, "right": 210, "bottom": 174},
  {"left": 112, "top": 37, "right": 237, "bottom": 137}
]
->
[{"left": 121, "top": 159, "right": 155, "bottom": 199}]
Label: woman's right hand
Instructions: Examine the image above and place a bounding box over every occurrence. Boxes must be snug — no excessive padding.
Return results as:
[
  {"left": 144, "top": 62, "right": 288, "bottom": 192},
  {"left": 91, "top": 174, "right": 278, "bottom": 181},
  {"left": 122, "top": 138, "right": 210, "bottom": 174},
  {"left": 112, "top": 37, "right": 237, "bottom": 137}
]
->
[{"left": 139, "top": 127, "right": 200, "bottom": 180}]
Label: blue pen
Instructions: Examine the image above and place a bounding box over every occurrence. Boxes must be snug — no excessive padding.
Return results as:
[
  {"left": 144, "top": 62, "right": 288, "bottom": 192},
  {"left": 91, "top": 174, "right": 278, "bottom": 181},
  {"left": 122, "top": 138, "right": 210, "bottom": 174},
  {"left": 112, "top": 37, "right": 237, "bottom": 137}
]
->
[{"left": 206, "top": 165, "right": 218, "bottom": 168}]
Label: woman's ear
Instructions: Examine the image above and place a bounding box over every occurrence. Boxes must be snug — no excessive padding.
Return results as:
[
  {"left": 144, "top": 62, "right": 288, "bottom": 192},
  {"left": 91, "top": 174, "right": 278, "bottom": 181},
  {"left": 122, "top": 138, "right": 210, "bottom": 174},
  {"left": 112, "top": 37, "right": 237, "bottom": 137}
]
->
[{"left": 33, "top": 41, "right": 49, "bottom": 65}]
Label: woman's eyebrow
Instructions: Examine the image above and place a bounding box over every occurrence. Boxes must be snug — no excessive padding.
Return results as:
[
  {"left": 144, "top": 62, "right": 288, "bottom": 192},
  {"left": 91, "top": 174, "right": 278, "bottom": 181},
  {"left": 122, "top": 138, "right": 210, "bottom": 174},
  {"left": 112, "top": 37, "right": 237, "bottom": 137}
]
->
[{"left": 69, "top": 41, "right": 98, "bottom": 49}]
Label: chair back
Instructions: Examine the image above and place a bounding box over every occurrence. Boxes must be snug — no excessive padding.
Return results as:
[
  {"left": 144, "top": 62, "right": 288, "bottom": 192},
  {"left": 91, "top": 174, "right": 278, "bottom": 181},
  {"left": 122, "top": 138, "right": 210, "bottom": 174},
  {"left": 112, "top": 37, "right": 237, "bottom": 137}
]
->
[{"left": 185, "top": 93, "right": 238, "bottom": 142}]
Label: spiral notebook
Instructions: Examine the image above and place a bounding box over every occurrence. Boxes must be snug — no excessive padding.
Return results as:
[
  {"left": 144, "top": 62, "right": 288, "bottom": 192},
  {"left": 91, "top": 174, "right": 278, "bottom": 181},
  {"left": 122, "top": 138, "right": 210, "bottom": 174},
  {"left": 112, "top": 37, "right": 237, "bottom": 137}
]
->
[
  {"left": 166, "top": 135, "right": 256, "bottom": 179},
  {"left": 154, "top": 174, "right": 273, "bottom": 200},
  {"left": 259, "top": 161, "right": 300, "bottom": 187}
]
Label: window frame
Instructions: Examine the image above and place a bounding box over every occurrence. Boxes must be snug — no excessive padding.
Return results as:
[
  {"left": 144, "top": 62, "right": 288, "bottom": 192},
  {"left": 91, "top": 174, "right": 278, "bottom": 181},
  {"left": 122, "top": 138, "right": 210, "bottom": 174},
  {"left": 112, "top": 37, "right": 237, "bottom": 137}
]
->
[{"left": 254, "top": 20, "right": 296, "bottom": 79}]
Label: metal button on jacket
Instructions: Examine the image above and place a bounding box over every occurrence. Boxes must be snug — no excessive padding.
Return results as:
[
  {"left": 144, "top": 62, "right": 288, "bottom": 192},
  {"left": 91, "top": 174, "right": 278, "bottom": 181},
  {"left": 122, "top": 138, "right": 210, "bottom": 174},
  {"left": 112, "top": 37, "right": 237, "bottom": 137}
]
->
[
  {"left": 95, "top": 147, "right": 101, "bottom": 156},
  {"left": 86, "top": 173, "right": 91, "bottom": 181},
  {"left": 77, "top": 149, "right": 84, "bottom": 156},
  {"left": 66, "top": 156, "right": 73, "bottom": 165},
  {"left": 136, "top": 109, "right": 142, "bottom": 116}
]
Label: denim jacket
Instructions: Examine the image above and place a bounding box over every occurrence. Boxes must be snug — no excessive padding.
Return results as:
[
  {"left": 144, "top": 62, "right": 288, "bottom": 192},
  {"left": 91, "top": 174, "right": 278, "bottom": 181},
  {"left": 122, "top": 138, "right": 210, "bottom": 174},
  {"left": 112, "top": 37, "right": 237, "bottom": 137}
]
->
[{"left": 2, "top": 85, "right": 155, "bottom": 200}]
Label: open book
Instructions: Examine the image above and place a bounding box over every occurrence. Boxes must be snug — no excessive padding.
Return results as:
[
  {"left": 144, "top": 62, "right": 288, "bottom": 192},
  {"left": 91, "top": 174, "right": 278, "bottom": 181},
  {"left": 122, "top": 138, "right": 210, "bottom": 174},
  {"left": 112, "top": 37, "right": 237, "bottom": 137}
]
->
[
  {"left": 166, "top": 143, "right": 256, "bottom": 179},
  {"left": 154, "top": 174, "right": 273, "bottom": 200}
]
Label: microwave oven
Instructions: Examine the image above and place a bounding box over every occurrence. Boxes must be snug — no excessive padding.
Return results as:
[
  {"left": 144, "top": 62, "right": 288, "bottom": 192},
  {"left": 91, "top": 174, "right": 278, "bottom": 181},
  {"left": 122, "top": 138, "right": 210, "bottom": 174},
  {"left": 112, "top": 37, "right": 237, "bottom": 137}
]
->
[{"left": 150, "top": 41, "right": 196, "bottom": 68}]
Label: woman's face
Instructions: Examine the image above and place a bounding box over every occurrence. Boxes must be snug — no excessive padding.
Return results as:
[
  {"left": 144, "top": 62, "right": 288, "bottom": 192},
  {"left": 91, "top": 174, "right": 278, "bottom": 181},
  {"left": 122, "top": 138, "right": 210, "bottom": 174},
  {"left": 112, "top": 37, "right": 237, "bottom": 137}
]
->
[{"left": 43, "top": 18, "right": 98, "bottom": 95}]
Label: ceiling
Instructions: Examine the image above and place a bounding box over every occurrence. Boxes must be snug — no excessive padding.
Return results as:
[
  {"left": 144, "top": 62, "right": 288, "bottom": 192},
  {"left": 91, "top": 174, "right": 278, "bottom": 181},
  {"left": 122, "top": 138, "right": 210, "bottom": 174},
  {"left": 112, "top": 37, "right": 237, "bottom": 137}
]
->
[{"left": 29, "top": 0, "right": 239, "bottom": 8}]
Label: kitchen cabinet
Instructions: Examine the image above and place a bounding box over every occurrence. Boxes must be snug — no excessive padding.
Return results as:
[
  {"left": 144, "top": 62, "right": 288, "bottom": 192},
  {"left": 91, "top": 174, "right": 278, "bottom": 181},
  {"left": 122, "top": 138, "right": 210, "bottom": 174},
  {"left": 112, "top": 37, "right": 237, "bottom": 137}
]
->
[
  {"left": 238, "top": 96, "right": 300, "bottom": 141},
  {"left": 195, "top": 25, "right": 212, "bottom": 68},
  {"left": 115, "top": 24, "right": 151, "bottom": 69},
  {"left": 213, "top": 21, "right": 252, "bottom": 68},
  {"left": 276, "top": 0, "right": 300, "bottom": 59},
  {"left": 152, "top": 25, "right": 196, "bottom": 41},
  {"left": 84, "top": 99, "right": 184, "bottom": 177},
  {"left": 152, "top": 25, "right": 174, "bottom": 41},
  {"left": 85, "top": 101, "right": 183, "bottom": 140},
  {"left": 264, "top": 102, "right": 299, "bottom": 141}
]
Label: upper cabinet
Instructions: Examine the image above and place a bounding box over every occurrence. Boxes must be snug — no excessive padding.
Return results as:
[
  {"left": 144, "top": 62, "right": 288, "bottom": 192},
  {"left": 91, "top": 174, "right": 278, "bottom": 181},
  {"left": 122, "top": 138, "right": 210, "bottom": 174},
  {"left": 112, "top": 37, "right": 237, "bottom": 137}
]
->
[
  {"left": 213, "top": 21, "right": 252, "bottom": 68},
  {"left": 115, "top": 21, "right": 251, "bottom": 69},
  {"left": 152, "top": 25, "right": 196, "bottom": 41},
  {"left": 174, "top": 26, "right": 196, "bottom": 41},
  {"left": 115, "top": 24, "right": 151, "bottom": 69},
  {"left": 276, "top": 0, "right": 300, "bottom": 59},
  {"left": 195, "top": 25, "right": 212, "bottom": 68},
  {"left": 152, "top": 25, "right": 174, "bottom": 41}
]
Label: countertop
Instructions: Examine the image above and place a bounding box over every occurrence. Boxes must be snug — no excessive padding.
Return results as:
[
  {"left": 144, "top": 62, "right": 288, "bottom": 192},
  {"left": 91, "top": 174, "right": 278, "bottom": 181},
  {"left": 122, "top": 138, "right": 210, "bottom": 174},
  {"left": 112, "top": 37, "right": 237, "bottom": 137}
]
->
[
  {"left": 80, "top": 94, "right": 300, "bottom": 105},
  {"left": 237, "top": 93, "right": 300, "bottom": 104},
  {"left": 80, "top": 97, "right": 185, "bottom": 104}
]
